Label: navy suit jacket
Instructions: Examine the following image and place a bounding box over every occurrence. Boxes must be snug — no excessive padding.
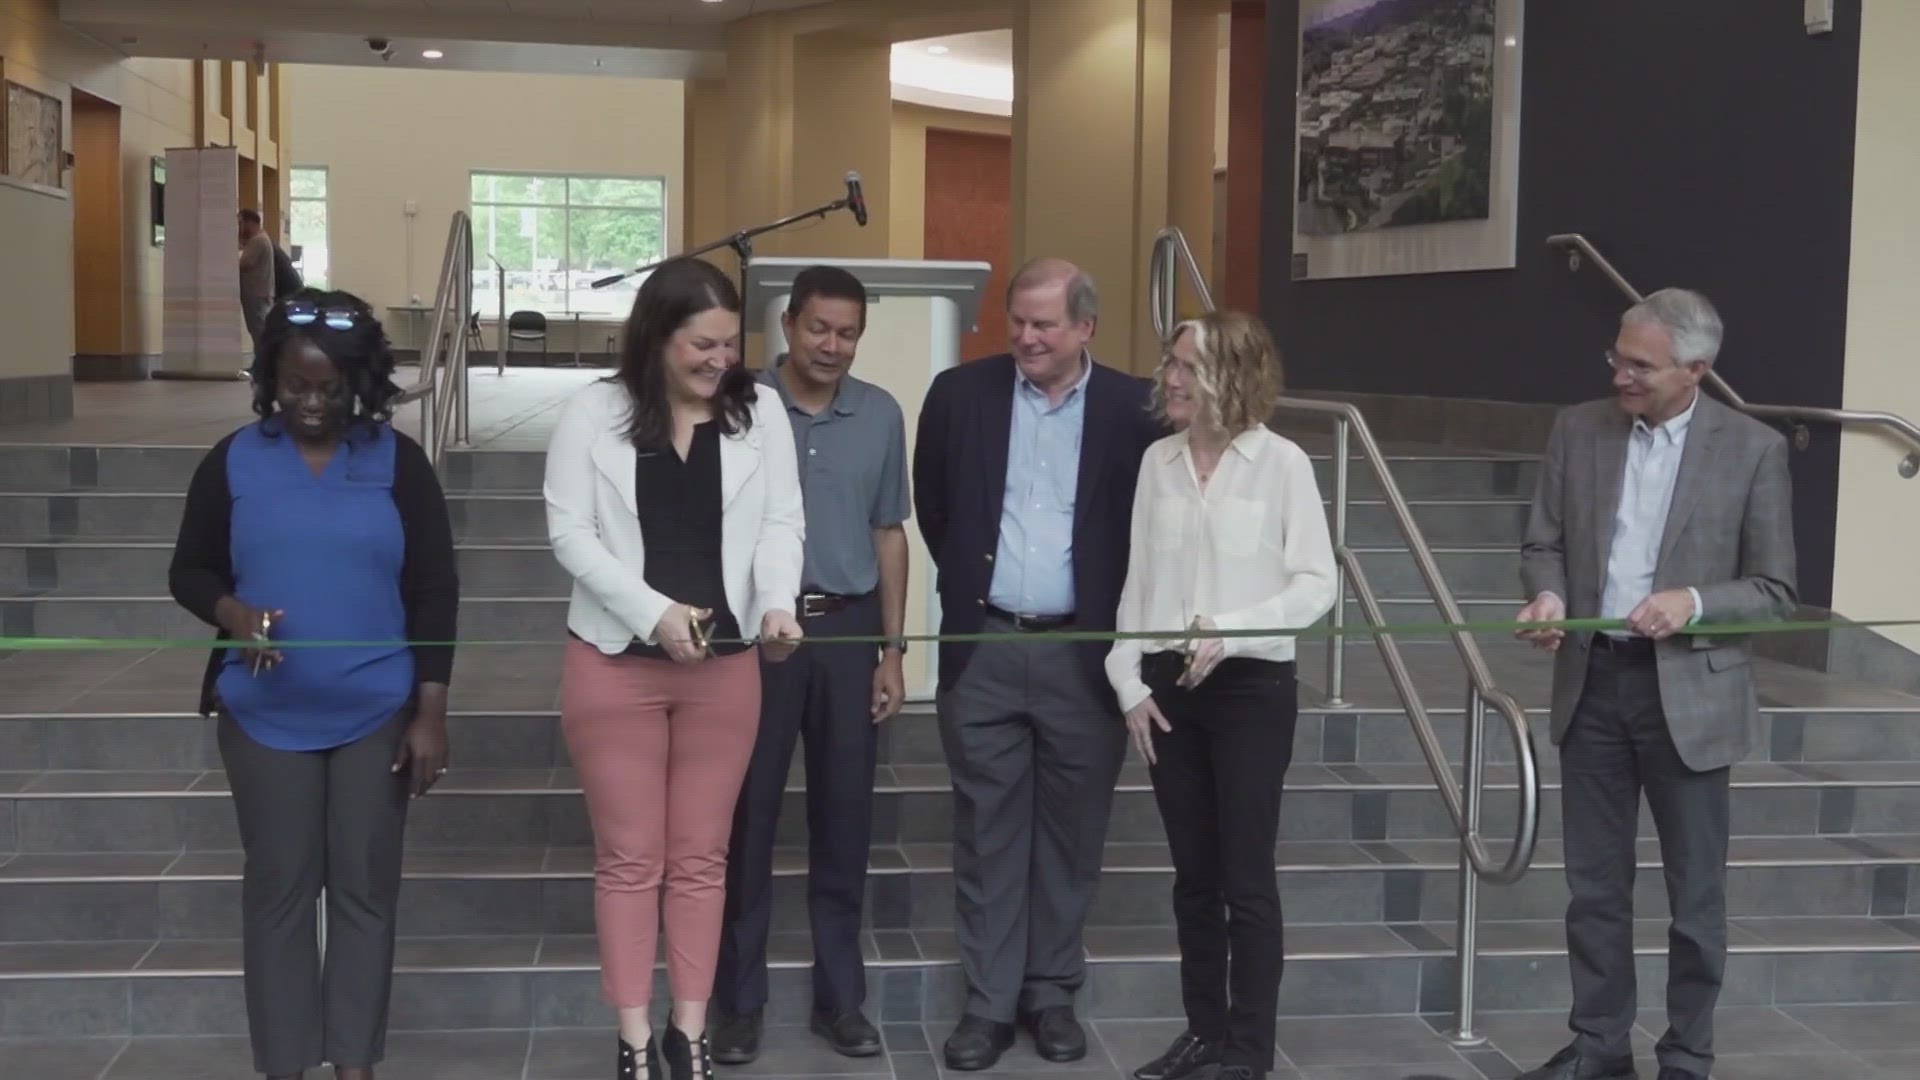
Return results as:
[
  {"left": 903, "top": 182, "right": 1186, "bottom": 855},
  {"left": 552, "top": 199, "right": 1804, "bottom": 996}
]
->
[{"left": 912, "top": 353, "right": 1165, "bottom": 698}]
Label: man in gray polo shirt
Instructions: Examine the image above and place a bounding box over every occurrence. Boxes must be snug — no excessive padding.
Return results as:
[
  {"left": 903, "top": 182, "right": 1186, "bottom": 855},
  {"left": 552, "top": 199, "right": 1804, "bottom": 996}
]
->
[{"left": 712, "top": 264, "right": 911, "bottom": 1063}]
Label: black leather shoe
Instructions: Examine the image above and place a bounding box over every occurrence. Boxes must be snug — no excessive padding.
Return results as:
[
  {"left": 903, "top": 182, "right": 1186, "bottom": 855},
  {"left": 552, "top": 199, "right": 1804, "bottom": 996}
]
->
[
  {"left": 1517, "top": 1044, "right": 1637, "bottom": 1080},
  {"left": 1021, "top": 1005, "right": 1088, "bottom": 1063},
  {"left": 811, "top": 1006, "right": 882, "bottom": 1057},
  {"left": 660, "top": 1024, "right": 714, "bottom": 1080},
  {"left": 617, "top": 1035, "right": 661, "bottom": 1080},
  {"left": 943, "top": 1014, "right": 1016, "bottom": 1072},
  {"left": 1133, "top": 1031, "right": 1223, "bottom": 1080},
  {"left": 707, "top": 1009, "right": 761, "bottom": 1065},
  {"left": 1216, "top": 1067, "right": 1263, "bottom": 1080}
]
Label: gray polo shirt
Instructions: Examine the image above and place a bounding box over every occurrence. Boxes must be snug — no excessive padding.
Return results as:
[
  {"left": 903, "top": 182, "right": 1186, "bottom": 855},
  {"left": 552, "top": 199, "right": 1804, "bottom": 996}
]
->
[{"left": 757, "top": 359, "right": 911, "bottom": 596}]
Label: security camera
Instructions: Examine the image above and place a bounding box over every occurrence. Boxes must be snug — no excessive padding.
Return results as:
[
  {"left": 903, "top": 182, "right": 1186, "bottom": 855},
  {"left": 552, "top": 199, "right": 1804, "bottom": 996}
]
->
[{"left": 367, "top": 37, "right": 390, "bottom": 53}]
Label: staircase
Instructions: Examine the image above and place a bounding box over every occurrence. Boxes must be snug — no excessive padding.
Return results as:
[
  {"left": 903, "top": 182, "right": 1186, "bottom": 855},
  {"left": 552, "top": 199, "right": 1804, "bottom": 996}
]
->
[{"left": 6, "top": 437, "right": 1920, "bottom": 1053}]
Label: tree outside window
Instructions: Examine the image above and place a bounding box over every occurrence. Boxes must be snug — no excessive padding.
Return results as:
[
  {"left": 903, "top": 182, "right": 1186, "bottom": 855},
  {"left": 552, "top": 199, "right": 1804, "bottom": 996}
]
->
[
  {"left": 289, "top": 166, "right": 330, "bottom": 289},
  {"left": 470, "top": 172, "right": 667, "bottom": 319}
]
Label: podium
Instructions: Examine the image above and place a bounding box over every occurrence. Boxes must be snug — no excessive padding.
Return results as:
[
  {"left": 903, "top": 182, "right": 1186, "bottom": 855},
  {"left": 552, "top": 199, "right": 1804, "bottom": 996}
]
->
[{"left": 745, "top": 257, "right": 993, "bottom": 699}]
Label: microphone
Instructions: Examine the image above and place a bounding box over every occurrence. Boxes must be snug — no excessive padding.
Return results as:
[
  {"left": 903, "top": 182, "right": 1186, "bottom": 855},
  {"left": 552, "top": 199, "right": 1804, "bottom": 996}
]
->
[
  {"left": 844, "top": 171, "right": 868, "bottom": 227},
  {"left": 590, "top": 271, "right": 625, "bottom": 289}
]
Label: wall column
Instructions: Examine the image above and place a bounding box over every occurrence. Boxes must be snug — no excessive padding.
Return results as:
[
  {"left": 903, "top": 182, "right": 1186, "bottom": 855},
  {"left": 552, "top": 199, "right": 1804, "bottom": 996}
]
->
[
  {"left": 1832, "top": 0, "right": 1920, "bottom": 651},
  {"left": 1169, "top": 0, "right": 1224, "bottom": 320},
  {"left": 682, "top": 76, "right": 732, "bottom": 266},
  {"left": 1011, "top": 0, "right": 1172, "bottom": 375},
  {"left": 723, "top": 19, "right": 892, "bottom": 263}
]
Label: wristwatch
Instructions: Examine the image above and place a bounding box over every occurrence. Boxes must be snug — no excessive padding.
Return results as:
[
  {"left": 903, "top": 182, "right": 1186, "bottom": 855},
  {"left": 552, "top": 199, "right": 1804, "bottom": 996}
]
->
[{"left": 882, "top": 635, "right": 909, "bottom": 655}]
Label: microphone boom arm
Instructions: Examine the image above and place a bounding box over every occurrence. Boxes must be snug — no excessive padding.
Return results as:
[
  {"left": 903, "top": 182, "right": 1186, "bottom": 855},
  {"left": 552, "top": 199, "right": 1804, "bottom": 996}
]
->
[{"left": 590, "top": 191, "right": 855, "bottom": 293}]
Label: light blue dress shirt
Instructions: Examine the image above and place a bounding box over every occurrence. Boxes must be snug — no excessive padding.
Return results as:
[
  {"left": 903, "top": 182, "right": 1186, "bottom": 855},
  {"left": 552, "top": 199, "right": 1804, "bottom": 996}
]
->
[
  {"left": 987, "top": 356, "right": 1092, "bottom": 616},
  {"left": 1601, "top": 391, "right": 1704, "bottom": 632}
]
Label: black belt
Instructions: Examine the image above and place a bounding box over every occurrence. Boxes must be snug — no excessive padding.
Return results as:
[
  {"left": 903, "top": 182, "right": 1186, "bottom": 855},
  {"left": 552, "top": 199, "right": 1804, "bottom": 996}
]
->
[
  {"left": 799, "top": 591, "right": 872, "bottom": 618},
  {"left": 984, "top": 604, "right": 1075, "bottom": 632},
  {"left": 1593, "top": 633, "right": 1657, "bottom": 659}
]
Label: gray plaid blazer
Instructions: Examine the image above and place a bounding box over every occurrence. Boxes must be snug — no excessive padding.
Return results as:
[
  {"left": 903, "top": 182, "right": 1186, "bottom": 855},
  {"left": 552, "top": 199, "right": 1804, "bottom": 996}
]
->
[{"left": 1519, "top": 394, "right": 1798, "bottom": 772}]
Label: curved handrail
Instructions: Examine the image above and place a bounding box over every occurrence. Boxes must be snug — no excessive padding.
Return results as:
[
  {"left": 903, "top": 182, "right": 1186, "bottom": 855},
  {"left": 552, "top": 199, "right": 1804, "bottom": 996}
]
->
[
  {"left": 1547, "top": 232, "right": 1920, "bottom": 478},
  {"left": 1148, "top": 226, "right": 1540, "bottom": 885},
  {"left": 394, "top": 212, "right": 474, "bottom": 467}
]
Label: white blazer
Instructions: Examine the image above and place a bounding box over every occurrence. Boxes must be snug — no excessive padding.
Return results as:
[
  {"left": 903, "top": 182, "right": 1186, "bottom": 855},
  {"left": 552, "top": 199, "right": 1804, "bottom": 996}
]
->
[{"left": 544, "top": 378, "right": 806, "bottom": 653}]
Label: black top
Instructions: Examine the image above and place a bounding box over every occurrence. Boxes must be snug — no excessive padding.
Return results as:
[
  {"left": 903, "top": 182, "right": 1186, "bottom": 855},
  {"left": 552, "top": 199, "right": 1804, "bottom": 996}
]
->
[
  {"left": 621, "top": 421, "right": 748, "bottom": 659},
  {"left": 169, "top": 424, "right": 460, "bottom": 717}
]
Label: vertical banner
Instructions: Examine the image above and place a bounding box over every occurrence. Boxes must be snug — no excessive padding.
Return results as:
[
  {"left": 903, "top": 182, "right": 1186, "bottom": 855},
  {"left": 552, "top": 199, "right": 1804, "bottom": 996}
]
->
[{"left": 160, "top": 146, "right": 245, "bottom": 376}]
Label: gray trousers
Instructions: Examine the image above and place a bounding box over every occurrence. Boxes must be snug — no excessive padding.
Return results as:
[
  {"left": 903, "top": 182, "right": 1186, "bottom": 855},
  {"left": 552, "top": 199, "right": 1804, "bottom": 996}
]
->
[
  {"left": 937, "top": 615, "right": 1127, "bottom": 1022},
  {"left": 1561, "top": 642, "right": 1730, "bottom": 1078},
  {"left": 218, "top": 710, "right": 411, "bottom": 1076}
]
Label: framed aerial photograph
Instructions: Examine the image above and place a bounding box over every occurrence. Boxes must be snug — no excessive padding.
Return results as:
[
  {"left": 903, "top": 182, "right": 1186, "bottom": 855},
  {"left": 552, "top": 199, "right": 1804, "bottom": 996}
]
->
[
  {"left": 4, "top": 80, "right": 64, "bottom": 190},
  {"left": 1292, "top": 0, "right": 1523, "bottom": 280}
]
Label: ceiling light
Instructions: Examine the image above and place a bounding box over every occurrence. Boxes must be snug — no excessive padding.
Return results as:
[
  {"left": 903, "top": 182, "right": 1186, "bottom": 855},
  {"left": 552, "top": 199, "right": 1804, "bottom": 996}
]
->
[
  {"left": 422, "top": 49, "right": 444, "bottom": 59},
  {"left": 926, "top": 44, "right": 950, "bottom": 55}
]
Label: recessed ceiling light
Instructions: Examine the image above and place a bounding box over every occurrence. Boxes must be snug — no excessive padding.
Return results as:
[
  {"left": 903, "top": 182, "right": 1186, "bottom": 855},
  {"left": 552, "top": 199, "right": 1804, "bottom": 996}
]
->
[
  {"left": 926, "top": 44, "right": 950, "bottom": 55},
  {"left": 422, "top": 49, "right": 444, "bottom": 59},
  {"left": 701, "top": 0, "right": 723, "bottom": 4}
]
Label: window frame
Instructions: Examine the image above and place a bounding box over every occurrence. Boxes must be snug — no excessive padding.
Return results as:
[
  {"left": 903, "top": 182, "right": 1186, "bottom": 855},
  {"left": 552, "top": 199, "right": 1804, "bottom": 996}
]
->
[
  {"left": 288, "top": 164, "right": 330, "bottom": 290},
  {"left": 468, "top": 169, "right": 670, "bottom": 319}
]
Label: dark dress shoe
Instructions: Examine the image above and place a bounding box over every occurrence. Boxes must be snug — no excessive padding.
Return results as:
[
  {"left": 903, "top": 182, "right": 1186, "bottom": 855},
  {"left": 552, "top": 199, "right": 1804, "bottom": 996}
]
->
[
  {"left": 707, "top": 1009, "right": 761, "bottom": 1065},
  {"left": 1216, "top": 1067, "right": 1263, "bottom": 1080},
  {"left": 943, "top": 1014, "right": 1017, "bottom": 1071},
  {"left": 811, "top": 1007, "right": 882, "bottom": 1057},
  {"left": 616, "top": 1035, "right": 661, "bottom": 1080},
  {"left": 1021, "top": 1005, "right": 1088, "bottom": 1062},
  {"left": 1517, "top": 1044, "right": 1637, "bottom": 1080},
  {"left": 659, "top": 1024, "right": 714, "bottom": 1080},
  {"left": 1133, "top": 1031, "right": 1224, "bottom": 1080}
]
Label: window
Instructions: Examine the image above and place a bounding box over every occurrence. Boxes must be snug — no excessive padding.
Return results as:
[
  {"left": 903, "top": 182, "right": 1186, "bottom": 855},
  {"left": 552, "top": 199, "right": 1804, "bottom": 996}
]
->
[
  {"left": 289, "top": 166, "right": 329, "bottom": 289},
  {"left": 470, "top": 172, "right": 667, "bottom": 318}
]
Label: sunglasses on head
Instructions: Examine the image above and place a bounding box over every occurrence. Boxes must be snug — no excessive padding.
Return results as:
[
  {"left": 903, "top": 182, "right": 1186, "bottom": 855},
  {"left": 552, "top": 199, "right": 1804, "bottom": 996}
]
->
[{"left": 282, "top": 299, "right": 360, "bottom": 331}]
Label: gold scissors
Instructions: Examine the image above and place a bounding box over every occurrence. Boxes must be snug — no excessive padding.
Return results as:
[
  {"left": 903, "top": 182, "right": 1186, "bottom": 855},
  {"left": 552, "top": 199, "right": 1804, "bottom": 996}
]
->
[
  {"left": 687, "top": 606, "right": 716, "bottom": 659},
  {"left": 1179, "top": 615, "right": 1204, "bottom": 686}
]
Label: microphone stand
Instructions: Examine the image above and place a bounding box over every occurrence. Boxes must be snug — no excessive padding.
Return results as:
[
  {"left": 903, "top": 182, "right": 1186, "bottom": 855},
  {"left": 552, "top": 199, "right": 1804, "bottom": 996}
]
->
[{"left": 591, "top": 190, "right": 857, "bottom": 314}]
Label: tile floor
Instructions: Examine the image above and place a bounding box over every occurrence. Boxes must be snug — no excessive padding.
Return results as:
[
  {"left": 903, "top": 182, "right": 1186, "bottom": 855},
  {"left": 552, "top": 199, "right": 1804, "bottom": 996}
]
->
[{"left": 1, "top": 1007, "right": 1911, "bottom": 1078}]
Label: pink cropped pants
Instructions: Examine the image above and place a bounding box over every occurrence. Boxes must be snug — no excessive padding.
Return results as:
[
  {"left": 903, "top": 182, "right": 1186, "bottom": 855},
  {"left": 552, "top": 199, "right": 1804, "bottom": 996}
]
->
[{"left": 560, "top": 639, "right": 762, "bottom": 1008}]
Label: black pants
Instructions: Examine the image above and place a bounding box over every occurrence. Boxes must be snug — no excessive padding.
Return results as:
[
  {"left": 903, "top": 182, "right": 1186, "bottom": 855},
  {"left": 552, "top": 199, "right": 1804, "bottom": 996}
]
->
[
  {"left": 1143, "top": 653, "right": 1298, "bottom": 1072},
  {"left": 1561, "top": 641, "right": 1730, "bottom": 1078},
  {"left": 716, "top": 595, "right": 882, "bottom": 1014},
  {"left": 217, "top": 709, "right": 411, "bottom": 1077}
]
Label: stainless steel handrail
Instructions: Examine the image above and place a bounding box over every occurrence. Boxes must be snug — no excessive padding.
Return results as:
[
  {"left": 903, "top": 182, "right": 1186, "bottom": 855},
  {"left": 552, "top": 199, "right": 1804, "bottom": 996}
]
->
[
  {"left": 1148, "top": 227, "right": 1541, "bottom": 1046},
  {"left": 394, "top": 212, "right": 474, "bottom": 466},
  {"left": 1547, "top": 232, "right": 1920, "bottom": 478}
]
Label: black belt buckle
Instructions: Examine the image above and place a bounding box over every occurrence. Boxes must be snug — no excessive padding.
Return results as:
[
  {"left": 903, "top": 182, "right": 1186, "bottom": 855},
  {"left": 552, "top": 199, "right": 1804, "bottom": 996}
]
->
[
  {"left": 991, "top": 606, "right": 1074, "bottom": 632},
  {"left": 800, "top": 592, "right": 845, "bottom": 618},
  {"left": 1596, "top": 633, "right": 1655, "bottom": 658}
]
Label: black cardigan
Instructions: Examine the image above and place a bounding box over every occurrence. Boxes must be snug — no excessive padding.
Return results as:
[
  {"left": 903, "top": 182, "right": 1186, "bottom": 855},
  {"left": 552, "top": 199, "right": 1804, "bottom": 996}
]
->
[{"left": 168, "top": 425, "right": 460, "bottom": 717}]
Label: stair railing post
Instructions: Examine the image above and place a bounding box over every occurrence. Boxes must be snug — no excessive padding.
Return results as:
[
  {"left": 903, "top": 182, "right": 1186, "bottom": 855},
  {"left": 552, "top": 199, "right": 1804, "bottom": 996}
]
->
[
  {"left": 1449, "top": 685, "right": 1490, "bottom": 1047},
  {"left": 1325, "top": 416, "right": 1350, "bottom": 707}
]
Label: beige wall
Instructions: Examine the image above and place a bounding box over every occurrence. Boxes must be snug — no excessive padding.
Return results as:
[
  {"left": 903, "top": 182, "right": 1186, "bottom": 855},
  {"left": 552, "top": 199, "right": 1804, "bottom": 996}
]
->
[
  {"left": 888, "top": 103, "right": 1011, "bottom": 261},
  {"left": 0, "top": 0, "right": 196, "bottom": 379},
  {"left": 1832, "top": 0, "right": 1920, "bottom": 649},
  {"left": 285, "top": 64, "right": 685, "bottom": 320}
]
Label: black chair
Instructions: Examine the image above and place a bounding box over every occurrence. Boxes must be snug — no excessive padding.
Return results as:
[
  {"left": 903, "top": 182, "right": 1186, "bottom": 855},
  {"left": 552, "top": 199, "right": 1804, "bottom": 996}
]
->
[{"left": 506, "top": 310, "right": 549, "bottom": 366}]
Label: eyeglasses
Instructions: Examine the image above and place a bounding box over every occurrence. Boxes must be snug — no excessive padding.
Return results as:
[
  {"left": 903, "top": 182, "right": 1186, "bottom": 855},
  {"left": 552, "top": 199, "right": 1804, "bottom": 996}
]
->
[
  {"left": 1604, "top": 347, "right": 1666, "bottom": 385},
  {"left": 282, "top": 299, "right": 360, "bottom": 331}
]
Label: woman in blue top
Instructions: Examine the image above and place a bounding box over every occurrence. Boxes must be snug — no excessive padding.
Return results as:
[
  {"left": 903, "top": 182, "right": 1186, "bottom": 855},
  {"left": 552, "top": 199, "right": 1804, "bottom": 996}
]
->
[{"left": 170, "top": 288, "right": 459, "bottom": 1080}]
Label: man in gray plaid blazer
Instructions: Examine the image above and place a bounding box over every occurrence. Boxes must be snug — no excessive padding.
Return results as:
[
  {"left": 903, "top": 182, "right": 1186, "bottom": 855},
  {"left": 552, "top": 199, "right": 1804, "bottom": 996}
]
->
[{"left": 1513, "top": 288, "right": 1797, "bottom": 1080}]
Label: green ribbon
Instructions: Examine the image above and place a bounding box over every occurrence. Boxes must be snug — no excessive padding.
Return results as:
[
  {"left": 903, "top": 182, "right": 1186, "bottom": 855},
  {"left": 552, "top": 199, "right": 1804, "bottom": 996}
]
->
[{"left": 0, "top": 616, "right": 1907, "bottom": 652}]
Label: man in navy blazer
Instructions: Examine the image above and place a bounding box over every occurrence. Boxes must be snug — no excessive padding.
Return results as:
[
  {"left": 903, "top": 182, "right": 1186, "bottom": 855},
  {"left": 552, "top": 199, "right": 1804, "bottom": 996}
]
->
[{"left": 913, "top": 257, "right": 1164, "bottom": 1071}]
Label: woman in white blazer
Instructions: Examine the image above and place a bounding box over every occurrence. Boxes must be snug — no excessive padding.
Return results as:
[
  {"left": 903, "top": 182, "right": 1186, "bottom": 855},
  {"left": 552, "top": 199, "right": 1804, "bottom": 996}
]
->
[{"left": 543, "top": 257, "right": 805, "bottom": 1080}]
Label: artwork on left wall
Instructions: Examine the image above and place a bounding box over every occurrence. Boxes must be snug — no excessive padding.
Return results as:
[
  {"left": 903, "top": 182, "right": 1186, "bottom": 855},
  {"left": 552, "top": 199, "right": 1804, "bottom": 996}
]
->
[{"left": 3, "top": 81, "right": 64, "bottom": 189}]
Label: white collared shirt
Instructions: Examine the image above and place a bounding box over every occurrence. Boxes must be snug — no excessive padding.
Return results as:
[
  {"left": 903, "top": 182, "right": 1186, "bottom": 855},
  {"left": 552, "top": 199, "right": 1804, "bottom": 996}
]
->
[
  {"left": 1105, "top": 424, "right": 1338, "bottom": 712},
  {"left": 1600, "top": 391, "right": 1703, "bottom": 627}
]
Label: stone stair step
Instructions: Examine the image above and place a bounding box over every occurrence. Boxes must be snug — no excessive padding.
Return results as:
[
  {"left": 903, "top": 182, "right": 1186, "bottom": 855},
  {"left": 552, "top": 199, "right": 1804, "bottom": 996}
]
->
[{"left": 0, "top": 918, "right": 1914, "bottom": 1038}]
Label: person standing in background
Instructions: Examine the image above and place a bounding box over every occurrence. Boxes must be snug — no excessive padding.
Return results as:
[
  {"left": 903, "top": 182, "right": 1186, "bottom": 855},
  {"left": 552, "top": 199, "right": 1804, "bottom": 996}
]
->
[
  {"left": 240, "top": 209, "right": 276, "bottom": 353},
  {"left": 711, "top": 265, "right": 911, "bottom": 1064},
  {"left": 913, "top": 257, "right": 1164, "bottom": 1072}
]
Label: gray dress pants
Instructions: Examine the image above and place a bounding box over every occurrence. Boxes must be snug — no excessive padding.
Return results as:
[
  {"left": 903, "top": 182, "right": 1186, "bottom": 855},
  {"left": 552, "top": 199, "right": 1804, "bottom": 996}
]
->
[
  {"left": 936, "top": 615, "right": 1127, "bottom": 1022},
  {"left": 218, "top": 710, "right": 411, "bottom": 1077}
]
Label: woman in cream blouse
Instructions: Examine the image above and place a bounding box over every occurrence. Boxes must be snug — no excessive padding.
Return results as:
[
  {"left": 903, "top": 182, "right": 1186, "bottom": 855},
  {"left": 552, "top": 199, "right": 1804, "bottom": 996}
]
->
[{"left": 1105, "top": 311, "right": 1336, "bottom": 1080}]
